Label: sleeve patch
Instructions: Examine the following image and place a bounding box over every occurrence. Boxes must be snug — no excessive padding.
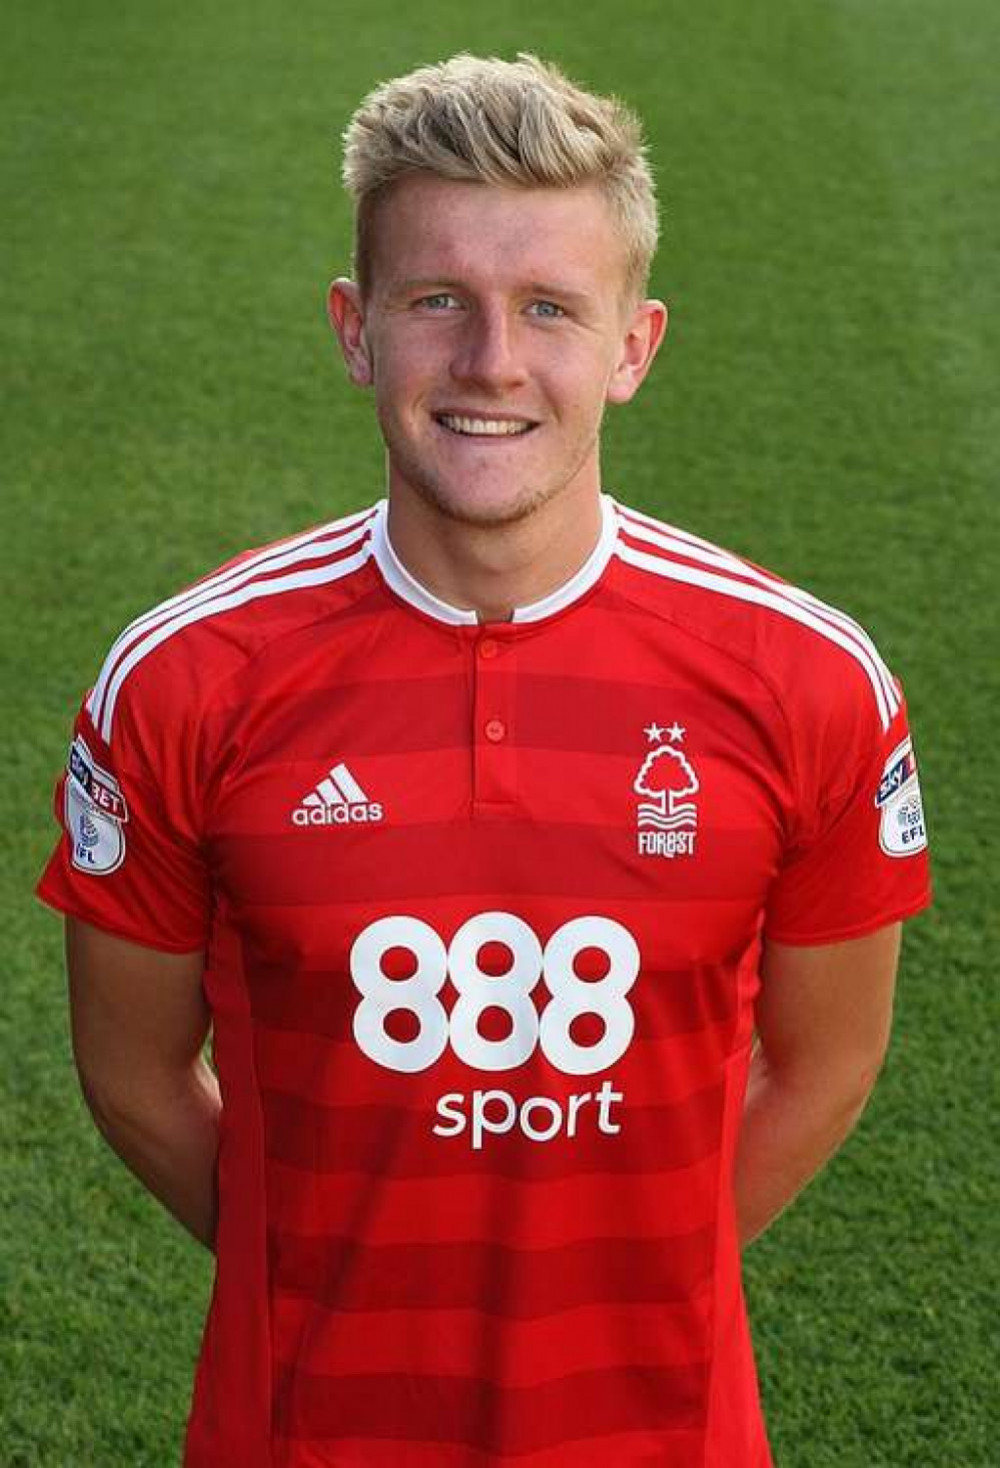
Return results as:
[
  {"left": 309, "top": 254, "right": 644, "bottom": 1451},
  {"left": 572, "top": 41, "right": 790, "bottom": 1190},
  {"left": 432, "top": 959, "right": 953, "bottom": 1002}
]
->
[
  {"left": 65, "top": 736, "right": 128, "bottom": 875},
  {"left": 875, "top": 736, "right": 927, "bottom": 858}
]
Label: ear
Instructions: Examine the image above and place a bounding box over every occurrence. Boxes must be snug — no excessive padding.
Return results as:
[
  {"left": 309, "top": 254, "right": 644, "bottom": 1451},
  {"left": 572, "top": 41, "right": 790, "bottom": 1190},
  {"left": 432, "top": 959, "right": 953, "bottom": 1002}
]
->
[
  {"left": 605, "top": 298, "right": 669, "bottom": 407},
  {"left": 327, "top": 278, "right": 374, "bottom": 388}
]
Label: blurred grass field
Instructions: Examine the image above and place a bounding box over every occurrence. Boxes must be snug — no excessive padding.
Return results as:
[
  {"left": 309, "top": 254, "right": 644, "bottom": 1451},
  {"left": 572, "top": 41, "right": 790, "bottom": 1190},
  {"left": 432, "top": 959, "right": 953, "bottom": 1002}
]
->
[{"left": 2, "top": 1, "right": 998, "bottom": 1463}]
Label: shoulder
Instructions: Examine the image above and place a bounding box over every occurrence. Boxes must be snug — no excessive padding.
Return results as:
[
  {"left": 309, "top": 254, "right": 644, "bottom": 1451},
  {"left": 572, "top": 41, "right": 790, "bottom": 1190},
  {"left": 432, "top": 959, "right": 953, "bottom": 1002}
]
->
[
  {"left": 608, "top": 497, "right": 902, "bottom": 736},
  {"left": 85, "top": 503, "right": 381, "bottom": 746}
]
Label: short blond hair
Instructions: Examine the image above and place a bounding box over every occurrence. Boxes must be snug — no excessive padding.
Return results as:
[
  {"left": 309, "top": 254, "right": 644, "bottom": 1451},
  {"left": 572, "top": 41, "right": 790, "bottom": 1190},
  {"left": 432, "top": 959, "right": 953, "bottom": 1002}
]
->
[{"left": 340, "top": 51, "right": 660, "bottom": 309}]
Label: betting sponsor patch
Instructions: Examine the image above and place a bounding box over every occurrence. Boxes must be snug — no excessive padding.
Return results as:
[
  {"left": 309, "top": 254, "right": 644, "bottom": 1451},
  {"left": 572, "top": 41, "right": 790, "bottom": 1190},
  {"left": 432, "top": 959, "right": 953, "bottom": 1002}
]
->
[
  {"left": 875, "top": 735, "right": 927, "bottom": 858},
  {"left": 65, "top": 735, "right": 127, "bottom": 875}
]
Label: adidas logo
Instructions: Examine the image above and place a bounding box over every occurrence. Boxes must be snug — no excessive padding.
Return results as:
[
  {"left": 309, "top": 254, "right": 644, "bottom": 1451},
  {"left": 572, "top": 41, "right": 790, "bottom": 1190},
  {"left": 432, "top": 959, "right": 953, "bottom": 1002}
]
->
[{"left": 291, "top": 762, "right": 384, "bottom": 827}]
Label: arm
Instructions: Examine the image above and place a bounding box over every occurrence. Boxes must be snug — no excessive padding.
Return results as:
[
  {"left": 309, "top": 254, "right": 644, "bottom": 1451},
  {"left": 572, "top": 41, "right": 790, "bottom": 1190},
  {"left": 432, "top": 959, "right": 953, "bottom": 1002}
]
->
[
  {"left": 66, "top": 916, "right": 220, "bottom": 1250},
  {"left": 734, "top": 922, "right": 901, "bottom": 1247}
]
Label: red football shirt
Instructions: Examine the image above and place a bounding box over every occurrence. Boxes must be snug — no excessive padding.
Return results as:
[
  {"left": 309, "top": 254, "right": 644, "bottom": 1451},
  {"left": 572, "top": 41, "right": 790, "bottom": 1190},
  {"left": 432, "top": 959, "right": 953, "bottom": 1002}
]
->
[{"left": 39, "top": 495, "right": 931, "bottom": 1467}]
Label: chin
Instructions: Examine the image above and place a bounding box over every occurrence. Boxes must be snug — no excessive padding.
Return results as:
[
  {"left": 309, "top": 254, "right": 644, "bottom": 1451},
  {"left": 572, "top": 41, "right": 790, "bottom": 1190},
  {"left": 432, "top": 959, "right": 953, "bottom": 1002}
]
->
[{"left": 411, "top": 476, "right": 558, "bottom": 530}]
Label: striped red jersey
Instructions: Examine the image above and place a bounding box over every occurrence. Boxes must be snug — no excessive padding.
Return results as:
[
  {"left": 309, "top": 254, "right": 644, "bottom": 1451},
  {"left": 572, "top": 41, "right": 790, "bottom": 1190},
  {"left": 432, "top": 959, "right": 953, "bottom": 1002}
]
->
[{"left": 39, "top": 495, "right": 931, "bottom": 1468}]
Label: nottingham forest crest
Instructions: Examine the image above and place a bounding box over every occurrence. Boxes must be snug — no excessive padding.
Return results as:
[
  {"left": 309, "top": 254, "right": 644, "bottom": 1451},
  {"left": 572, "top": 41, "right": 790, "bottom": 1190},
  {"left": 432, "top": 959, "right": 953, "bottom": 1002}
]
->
[{"left": 634, "top": 722, "right": 700, "bottom": 859}]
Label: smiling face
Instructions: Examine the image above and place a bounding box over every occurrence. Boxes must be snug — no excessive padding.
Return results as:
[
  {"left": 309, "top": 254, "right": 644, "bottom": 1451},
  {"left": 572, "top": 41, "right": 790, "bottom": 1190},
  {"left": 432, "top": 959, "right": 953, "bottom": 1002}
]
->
[{"left": 329, "top": 173, "right": 667, "bottom": 531}]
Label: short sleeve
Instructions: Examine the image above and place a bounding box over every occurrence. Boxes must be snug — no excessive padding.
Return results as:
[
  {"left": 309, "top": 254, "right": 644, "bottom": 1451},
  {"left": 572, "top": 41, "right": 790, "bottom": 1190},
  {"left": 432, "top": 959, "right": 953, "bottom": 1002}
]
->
[
  {"left": 764, "top": 686, "right": 932, "bottom": 946},
  {"left": 37, "top": 687, "right": 211, "bottom": 954}
]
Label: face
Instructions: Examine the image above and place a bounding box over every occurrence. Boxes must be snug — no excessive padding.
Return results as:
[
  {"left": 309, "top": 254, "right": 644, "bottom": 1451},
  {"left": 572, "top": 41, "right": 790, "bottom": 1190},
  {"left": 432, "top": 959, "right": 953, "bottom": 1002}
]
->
[{"left": 328, "top": 174, "right": 667, "bottom": 530}]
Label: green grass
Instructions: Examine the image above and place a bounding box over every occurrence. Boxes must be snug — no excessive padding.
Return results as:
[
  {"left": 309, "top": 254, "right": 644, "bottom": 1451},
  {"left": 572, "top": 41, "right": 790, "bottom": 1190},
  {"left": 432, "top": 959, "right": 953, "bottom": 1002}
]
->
[{"left": 3, "top": 1, "right": 997, "bottom": 1463}]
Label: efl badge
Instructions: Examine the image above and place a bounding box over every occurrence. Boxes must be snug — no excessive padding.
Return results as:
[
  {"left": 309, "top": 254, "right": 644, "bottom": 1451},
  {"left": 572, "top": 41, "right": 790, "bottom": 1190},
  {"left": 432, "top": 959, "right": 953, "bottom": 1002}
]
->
[
  {"left": 634, "top": 721, "right": 699, "bottom": 859},
  {"left": 65, "top": 735, "right": 128, "bottom": 875},
  {"left": 875, "top": 735, "right": 927, "bottom": 858}
]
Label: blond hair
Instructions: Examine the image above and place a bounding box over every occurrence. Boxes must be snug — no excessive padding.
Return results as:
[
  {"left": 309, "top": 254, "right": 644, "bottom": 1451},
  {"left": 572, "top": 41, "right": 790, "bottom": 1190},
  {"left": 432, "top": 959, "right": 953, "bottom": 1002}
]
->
[{"left": 340, "top": 51, "right": 660, "bottom": 309}]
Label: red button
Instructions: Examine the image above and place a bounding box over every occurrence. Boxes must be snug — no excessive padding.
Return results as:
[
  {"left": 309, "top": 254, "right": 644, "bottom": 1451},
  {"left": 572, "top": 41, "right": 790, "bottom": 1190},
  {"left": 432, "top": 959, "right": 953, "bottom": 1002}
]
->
[
  {"left": 479, "top": 638, "right": 500, "bottom": 659},
  {"left": 484, "top": 719, "right": 506, "bottom": 743}
]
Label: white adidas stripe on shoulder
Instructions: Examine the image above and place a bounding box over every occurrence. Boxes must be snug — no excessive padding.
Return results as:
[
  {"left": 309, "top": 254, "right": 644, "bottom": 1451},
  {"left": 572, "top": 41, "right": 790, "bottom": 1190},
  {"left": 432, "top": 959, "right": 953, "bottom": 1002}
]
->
[
  {"left": 93, "top": 545, "right": 373, "bottom": 743},
  {"left": 87, "top": 505, "right": 377, "bottom": 719},
  {"left": 613, "top": 505, "right": 899, "bottom": 731},
  {"left": 616, "top": 504, "right": 899, "bottom": 717},
  {"left": 618, "top": 502, "right": 896, "bottom": 660},
  {"left": 88, "top": 511, "right": 377, "bottom": 742},
  {"left": 89, "top": 512, "right": 376, "bottom": 703}
]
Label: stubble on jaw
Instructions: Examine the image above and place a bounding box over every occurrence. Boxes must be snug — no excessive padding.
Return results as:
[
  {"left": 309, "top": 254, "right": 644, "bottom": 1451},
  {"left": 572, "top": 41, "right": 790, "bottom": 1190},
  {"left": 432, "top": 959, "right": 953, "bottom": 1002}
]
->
[{"left": 399, "top": 468, "right": 557, "bottom": 530}]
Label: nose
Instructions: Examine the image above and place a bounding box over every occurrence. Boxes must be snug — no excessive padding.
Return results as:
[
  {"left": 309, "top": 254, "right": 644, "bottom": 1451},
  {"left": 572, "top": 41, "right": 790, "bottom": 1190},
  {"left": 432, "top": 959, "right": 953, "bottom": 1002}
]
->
[{"left": 450, "top": 305, "right": 529, "bottom": 392}]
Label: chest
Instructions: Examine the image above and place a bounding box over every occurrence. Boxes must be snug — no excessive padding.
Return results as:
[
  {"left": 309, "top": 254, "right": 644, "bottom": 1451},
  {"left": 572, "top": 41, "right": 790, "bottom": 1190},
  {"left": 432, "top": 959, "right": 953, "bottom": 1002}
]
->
[{"left": 202, "top": 621, "right": 793, "bottom": 975}]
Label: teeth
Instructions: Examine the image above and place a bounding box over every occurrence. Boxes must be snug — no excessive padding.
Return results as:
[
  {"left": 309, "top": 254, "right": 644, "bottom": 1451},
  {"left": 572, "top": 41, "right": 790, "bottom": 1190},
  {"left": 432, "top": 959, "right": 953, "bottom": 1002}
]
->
[{"left": 438, "top": 415, "right": 533, "bottom": 437}]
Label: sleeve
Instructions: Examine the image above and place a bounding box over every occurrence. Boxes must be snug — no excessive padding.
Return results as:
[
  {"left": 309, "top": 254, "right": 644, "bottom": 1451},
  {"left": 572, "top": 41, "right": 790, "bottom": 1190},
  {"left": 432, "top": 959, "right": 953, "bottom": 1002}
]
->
[
  {"left": 764, "top": 677, "right": 932, "bottom": 946},
  {"left": 36, "top": 678, "right": 211, "bottom": 954}
]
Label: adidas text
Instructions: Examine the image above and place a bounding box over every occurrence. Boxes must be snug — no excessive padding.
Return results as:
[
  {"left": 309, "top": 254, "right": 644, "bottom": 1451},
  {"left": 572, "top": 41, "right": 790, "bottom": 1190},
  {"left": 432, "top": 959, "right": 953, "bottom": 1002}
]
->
[{"left": 292, "top": 802, "right": 383, "bottom": 827}]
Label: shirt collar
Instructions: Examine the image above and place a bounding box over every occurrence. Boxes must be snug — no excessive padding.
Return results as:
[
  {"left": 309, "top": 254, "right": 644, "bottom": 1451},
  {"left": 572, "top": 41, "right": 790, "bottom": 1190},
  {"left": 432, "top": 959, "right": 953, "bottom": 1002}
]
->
[{"left": 370, "top": 494, "right": 619, "bottom": 626}]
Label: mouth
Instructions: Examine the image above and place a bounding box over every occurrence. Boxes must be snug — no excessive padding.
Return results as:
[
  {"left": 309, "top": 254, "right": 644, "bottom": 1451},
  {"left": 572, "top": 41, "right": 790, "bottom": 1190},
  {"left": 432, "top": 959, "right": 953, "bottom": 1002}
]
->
[{"left": 433, "top": 412, "right": 539, "bottom": 441}]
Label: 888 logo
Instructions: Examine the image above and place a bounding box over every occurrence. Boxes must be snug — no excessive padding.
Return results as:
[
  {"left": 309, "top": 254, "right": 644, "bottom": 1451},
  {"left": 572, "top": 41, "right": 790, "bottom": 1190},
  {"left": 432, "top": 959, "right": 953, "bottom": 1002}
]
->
[{"left": 349, "top": 912, "right": 639, "bottom": 1149}]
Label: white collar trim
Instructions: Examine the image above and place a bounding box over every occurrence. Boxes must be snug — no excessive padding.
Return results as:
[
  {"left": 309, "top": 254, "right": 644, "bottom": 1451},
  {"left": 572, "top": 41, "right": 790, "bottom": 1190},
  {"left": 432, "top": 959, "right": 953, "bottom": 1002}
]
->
[{"left": 371, "top": 495, "right": 619, "bottom": 626}]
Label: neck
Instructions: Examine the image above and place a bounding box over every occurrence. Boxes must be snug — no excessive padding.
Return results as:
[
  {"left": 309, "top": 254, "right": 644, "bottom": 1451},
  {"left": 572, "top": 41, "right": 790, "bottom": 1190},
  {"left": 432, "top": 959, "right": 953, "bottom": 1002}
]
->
[{"left": 385, "top": 485, "right": 605, "bottom": 623}]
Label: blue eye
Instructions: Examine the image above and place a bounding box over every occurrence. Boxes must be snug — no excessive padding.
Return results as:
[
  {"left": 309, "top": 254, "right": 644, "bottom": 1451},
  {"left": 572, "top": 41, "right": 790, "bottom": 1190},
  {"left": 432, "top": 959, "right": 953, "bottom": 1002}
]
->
[{"left": 414, "top": 294, "right": 565, "bottom": 317}]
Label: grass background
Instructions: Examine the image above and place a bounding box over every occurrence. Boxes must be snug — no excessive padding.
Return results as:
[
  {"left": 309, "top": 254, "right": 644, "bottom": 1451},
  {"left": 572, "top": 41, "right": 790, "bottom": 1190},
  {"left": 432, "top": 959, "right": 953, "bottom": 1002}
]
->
[{"left": 3, "top": 0, "right": 997, "bottom": 1462}]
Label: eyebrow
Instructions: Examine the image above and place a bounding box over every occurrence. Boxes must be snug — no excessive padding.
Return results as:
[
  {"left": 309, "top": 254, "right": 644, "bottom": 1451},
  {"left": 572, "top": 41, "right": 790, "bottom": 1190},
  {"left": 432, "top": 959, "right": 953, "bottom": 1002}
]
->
[{"left": 390, "top": 277, "right": 595, "bottom": 308}]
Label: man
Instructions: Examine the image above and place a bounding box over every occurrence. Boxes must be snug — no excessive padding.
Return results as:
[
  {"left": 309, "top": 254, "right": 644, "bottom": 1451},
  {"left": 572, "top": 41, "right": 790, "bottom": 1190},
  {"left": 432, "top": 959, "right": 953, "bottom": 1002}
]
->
[{"left": 39, "top": 51, "right": 930, "bottom": 1468}]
